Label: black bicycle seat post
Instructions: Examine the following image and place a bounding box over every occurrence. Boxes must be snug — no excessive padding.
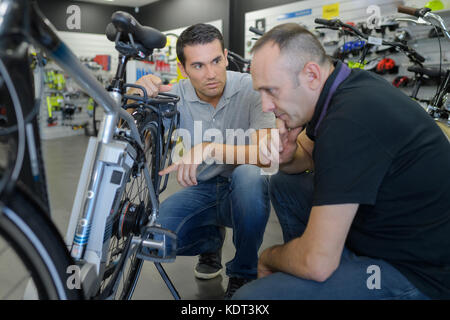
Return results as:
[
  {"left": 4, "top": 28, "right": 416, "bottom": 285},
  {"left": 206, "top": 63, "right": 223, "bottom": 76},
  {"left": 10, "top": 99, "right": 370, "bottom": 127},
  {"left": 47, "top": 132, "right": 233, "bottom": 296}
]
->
[
  {"left": 110, "top": 54, "right": 129, "bottom": 93},
  {"left": 109, "top": 30, "right": 130, "bottom": 93}
]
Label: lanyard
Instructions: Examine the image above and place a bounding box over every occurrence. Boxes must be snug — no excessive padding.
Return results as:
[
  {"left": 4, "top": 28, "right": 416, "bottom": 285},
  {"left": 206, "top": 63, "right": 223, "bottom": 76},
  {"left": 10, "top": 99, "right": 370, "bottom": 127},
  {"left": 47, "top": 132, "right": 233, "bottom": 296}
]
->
[{"left": 314, "top": 63, "right": 352, "bottom": 137}]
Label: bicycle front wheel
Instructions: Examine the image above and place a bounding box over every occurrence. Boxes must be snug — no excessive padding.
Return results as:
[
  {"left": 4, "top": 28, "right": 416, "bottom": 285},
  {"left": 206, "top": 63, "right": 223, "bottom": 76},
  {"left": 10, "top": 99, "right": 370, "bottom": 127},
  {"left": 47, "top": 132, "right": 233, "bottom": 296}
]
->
[{"left": 0, "top": 187, "right": 82, "bottom": 300}]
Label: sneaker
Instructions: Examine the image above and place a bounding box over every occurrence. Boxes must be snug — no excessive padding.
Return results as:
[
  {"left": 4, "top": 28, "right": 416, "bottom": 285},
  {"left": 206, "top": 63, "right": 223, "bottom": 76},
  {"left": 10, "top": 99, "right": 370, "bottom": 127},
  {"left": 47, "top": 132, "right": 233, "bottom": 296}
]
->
[
  {"left": 194, "top": 249, "right": 223, "bottom": 280},
  {"left": 224, "top": 277, "right": 253, "bottom": 299}
]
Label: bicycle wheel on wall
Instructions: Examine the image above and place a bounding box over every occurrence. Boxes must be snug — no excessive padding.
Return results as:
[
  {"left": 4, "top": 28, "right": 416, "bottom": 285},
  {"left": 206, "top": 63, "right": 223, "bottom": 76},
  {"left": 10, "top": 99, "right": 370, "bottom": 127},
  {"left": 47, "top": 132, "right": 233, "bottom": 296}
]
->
[
  {"left": 95, "top": 122, "right": 159, "bottom": 300},
  {"left": 0, "top": 186, "right": 82, "bottom": 300}
]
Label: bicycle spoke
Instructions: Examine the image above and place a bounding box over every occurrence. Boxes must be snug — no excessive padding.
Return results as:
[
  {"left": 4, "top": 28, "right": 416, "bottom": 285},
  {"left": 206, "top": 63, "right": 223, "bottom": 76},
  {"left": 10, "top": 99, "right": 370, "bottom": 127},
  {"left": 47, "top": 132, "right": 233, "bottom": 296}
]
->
[{"left": 2, "top": 274, "right": 31, "bottom": 300}]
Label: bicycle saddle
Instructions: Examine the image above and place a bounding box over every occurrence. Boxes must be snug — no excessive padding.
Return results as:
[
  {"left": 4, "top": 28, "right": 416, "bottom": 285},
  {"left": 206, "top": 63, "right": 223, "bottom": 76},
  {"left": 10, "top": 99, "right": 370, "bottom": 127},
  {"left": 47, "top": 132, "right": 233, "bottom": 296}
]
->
[
  {"left": 106, "top": 11, "right": 166, "bottom": 55},
  {"left": 407, "top": 65, "right": 446, "bottom": 79}
]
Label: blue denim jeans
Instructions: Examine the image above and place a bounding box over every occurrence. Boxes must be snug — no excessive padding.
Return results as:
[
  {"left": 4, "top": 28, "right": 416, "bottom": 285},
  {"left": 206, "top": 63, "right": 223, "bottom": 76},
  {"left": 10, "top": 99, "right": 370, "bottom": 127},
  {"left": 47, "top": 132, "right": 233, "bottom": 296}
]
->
[
  {"left": 156, "top": 165, "right": 270, "bottom": 279},
  {"left": 233, "top": 171, "right": 430, "bottom": 299}
]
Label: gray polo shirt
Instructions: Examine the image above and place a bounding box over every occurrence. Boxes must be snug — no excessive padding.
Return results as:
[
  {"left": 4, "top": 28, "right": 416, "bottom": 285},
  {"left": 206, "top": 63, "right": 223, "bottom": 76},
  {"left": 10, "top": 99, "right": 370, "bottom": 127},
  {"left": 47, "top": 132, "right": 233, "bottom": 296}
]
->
[{"left": 168, "top": 70, "right": 275, "bottom": 181}]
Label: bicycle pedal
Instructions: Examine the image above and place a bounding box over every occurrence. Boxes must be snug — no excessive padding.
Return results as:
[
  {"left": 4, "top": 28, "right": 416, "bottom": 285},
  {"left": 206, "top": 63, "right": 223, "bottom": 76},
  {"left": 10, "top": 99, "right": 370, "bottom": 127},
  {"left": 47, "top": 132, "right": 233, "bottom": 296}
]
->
[{"left": 136, "top": 226, "right": 177, "bottom": 263}]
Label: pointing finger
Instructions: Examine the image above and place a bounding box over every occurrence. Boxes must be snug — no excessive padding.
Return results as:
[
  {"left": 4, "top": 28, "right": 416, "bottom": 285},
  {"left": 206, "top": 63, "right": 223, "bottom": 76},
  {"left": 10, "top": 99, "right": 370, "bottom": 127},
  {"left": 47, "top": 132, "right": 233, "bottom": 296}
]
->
[{"left": 159, "top": 163, "right": 179, "bottom": 176}]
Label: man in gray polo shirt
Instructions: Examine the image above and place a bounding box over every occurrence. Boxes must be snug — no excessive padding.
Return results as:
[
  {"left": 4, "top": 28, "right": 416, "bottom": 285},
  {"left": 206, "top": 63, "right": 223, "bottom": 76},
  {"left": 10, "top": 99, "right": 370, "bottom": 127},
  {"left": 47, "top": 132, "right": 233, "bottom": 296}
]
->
[{"left": 132, "top": 24, "right": 275, "bottom": 298}]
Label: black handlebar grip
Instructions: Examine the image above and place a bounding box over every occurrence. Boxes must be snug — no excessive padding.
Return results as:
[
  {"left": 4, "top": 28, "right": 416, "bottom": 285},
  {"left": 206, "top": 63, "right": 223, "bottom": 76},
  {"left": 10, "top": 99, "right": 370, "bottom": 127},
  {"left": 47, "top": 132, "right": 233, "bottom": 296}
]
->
[
  {"left": 249, "top": 26, "right": 264, "bottom": 36},
  {"left": 412, "top": 51, "right": 426, "bottom": 63},
  {"left": 314, "top": 18, "right": 335, "bottom": 26}
]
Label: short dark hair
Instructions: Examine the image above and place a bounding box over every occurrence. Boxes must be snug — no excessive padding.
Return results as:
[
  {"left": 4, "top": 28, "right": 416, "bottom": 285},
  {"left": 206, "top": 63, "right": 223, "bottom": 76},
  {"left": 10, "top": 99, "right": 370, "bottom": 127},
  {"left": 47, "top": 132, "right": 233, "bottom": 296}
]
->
[
  {"left": 251, "top": 23, "right": 329, "bottom": 81},
  {"left": 176, "top": 23, "right": 224, "bottom": 66}
]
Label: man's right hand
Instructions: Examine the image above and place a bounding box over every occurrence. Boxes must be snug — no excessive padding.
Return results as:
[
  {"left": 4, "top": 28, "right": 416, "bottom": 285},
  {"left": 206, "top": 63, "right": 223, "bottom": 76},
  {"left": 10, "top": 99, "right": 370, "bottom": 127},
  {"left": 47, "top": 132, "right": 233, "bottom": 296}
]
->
[
  {"left": 259, "top": 118, "right": 303, "bottom": 166},
  {"left": 277, "top": 118, "right": 303, "bottom": 164},
  {"left": 127, "top": 74, "right": 173, "bottom": 97}
]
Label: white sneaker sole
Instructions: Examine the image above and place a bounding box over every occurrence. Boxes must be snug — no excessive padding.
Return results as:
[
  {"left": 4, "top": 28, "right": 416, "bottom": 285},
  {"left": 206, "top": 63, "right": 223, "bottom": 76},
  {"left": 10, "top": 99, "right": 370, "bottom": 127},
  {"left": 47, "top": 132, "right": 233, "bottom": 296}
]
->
[{"left": 194, "top": 267, "right": 223, "bottom": 280}]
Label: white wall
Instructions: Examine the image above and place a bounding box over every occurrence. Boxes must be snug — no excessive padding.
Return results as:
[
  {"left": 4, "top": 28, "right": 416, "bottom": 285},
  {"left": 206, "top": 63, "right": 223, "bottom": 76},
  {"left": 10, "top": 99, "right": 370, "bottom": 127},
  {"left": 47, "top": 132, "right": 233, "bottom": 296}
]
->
[{"left": 57, "top": 31, "right": 120, "bottom": 72}]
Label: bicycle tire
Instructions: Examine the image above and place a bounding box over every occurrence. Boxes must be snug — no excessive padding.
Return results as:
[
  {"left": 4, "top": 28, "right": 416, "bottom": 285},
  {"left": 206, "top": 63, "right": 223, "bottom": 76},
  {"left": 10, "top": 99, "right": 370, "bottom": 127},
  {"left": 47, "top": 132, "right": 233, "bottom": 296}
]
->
[
  {"left": 0, "top": 185, "right": 83, "bottom": 300},
  {"left": 96, "top": 122, "right": 159, "bottom": 300}
]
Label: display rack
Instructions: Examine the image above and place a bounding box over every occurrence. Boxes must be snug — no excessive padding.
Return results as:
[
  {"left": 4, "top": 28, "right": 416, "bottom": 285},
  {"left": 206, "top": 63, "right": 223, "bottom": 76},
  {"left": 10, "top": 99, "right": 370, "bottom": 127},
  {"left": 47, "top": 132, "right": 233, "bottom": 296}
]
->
[{"left": 38, "top": 59, "right": 112, "bottom": 140}]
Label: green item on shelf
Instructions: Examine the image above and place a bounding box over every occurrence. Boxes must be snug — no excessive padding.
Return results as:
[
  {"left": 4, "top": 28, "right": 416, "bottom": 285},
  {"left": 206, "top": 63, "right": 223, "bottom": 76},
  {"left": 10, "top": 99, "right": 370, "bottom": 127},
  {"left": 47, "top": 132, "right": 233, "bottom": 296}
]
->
[
  {"left": 55, "top": 73, "right": 66, "bottom": 90},
  {"left": 425, "top": 0, "right": 444, "bottom": 11},
  {"left": 347, "top": 61, "right": 366, "bottom": 69},
  {"left": 46, "top": 70, "right": 56, "bottom": 88},
  {"left": 46, "top": 96, "right": 53, "bottom": 118},
  {"left": 56, "top": 95, "right": 64, "bottom": 105},
  {"left": 87, "top": 97, "right": 95, "bottom": 111}
]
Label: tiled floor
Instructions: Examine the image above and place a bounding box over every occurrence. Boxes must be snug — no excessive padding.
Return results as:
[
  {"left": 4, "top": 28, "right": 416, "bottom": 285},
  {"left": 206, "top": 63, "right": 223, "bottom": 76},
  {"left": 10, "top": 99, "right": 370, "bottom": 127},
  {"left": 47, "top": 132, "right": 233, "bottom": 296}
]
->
[{"left": 27, "top": 134, "right": 282, "bottom": 300}]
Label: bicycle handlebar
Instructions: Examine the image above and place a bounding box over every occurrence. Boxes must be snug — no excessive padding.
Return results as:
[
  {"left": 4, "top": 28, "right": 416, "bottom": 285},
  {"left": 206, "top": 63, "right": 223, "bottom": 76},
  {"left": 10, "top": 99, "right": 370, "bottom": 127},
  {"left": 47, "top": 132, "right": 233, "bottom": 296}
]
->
[
  {"left": 228, "top": 51, "right": 250, "bottom": 65},
  {"left": 314, "top": 18, "right": 425, "bottom": 64},
  {"left": 314, "top": 18, "right": 337, "bottom": 27},
  {"left": 397, "top": 5, "right": 450, "bottom": 41},
  {"left": 397, "top": 5, "right": 431, "bottom": 18},
  {"left": 409, "top": 50, "right": 426, "bottom": 63},
  {"left": 314, "top": 18, "right": 367, "bottom": 38}
]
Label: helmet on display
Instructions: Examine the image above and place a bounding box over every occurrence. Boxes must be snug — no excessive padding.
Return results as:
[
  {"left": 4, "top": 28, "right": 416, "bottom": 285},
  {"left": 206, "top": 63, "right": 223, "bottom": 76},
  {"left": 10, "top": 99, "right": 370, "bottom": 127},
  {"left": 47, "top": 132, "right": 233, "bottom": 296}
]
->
[
  {"left": 392, "top": 76, "right": 410, "bottom": 88},
  {"left": 376, "top": 58, "right": 398, "bottom": 74}
]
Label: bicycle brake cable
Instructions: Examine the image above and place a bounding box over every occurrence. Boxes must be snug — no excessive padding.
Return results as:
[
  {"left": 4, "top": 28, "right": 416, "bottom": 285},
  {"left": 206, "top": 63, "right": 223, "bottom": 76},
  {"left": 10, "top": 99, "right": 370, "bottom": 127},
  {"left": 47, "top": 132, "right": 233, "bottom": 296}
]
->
[
  {"left": 0, "top": 57, "right": 26, "bottom": 197},
  {"left": 0, "top": 50, "right": 44, "bottom": 136}
]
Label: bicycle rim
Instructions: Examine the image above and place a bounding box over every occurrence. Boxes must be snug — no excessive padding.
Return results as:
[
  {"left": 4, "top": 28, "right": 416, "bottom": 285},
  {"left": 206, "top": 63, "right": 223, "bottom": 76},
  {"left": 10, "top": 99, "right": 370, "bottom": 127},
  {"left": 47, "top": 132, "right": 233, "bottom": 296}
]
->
[
  {"left": 0, "top": 191, "right": 80, "bottom": 300},
  {"left": 97, "top": 124, "right": 157, "bottom": 300}
]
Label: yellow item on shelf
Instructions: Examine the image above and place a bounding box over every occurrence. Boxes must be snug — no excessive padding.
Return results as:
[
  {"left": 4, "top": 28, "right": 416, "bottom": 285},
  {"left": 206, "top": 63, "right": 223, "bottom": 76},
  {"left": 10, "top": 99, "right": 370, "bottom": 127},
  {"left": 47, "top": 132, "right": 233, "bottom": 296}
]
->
[
  {"left": 46, "top": 70, "right": 55, "bottom": 88},
  {"left": 347, "top": 61, "right": 366, "bottom": 69},
  {"left": 46, "top": 96, "right": 53, "bottom": 118},
  {"left": 425, "top": 0, "right": 444, "bottom": 11},
  {"left": 55, "top": 73, "right": 66, "bottom": 91},
  {"left": 87, "top": 98, "right": 95, "bottom": 111},
  {"left": 175, "top": 57, "right": 186, "bottom": 82},
  {"left": 323, "top": 3, "right": 339, "bottom": 19}
]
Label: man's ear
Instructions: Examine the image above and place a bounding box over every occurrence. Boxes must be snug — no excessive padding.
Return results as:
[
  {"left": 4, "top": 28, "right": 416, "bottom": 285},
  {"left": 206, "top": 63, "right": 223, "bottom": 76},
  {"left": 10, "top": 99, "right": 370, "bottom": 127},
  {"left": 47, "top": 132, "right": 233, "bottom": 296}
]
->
[
  {"left": 224, "top": 48, "right": 229, "bottom": 68},
  {"left": 300, "top": 62, "right": 322, "bottom": 91},
  {"left": 177, "top": 61, "right": 188, "bottom": 78}
]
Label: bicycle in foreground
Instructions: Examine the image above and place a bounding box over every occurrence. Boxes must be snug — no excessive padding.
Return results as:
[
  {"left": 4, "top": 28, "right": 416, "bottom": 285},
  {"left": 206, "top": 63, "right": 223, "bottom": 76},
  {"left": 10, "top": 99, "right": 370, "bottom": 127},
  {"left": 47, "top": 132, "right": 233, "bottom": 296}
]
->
[{"left": 0, "top": 0, "right": 181, "bottom": 299}]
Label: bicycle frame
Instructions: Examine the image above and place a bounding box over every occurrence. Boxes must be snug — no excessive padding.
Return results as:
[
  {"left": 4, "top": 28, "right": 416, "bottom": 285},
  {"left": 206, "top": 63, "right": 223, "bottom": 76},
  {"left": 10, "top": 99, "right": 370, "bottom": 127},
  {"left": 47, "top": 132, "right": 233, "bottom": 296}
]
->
[{"left": 0, "top": 0, "right": 168, "bottom": 298}]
